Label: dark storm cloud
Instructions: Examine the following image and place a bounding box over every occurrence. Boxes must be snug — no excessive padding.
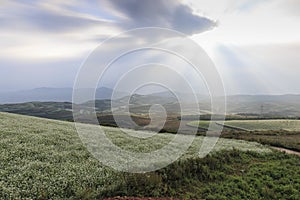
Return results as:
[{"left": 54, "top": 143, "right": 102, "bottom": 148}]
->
[
  {"left": 172, "top": 5, "right": 215, "bottom": 34},
  {"left": 0, "top": 0, "right": 215, "bottom": 34},
  {"left": 0, "top": 0, "right": 217, "bottom": 92},
  {"left": 103, "top": 0, "right": 216, "bottom": 34}
]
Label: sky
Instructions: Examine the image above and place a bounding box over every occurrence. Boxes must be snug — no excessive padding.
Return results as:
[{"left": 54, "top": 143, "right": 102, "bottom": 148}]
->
[{"left": 0, "top": 0, "right": 299, "bottom": 95}]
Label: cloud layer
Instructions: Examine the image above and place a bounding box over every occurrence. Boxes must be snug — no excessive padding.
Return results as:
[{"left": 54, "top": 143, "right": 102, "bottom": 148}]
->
[
  {"left": 0, "top": 0, "right": 215, "bottom": 61},
  {"left": 0, "top": 0, "right": 299, "bottom": 95},
  {"left": 102, "top": 0, "right": 216, "bottom": 34}
]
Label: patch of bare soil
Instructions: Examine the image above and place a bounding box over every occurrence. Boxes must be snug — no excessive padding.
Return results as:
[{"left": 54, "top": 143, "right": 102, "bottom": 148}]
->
[
  {"left": 271, "top": 147, "right": 300, "bottom": 156},
  {"left": 104, "top": 197, "right": 180, "bottom": 200}
]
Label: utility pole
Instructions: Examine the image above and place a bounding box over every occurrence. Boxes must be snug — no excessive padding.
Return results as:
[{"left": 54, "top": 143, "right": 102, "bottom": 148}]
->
[{"left": 260, "top": 104, "right": 264, "bottom": 118}]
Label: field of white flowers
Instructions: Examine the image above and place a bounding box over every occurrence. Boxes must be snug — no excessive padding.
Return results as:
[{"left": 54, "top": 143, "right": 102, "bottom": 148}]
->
[{"left": 0, "top": 112, "right": 271, "bottom": 199}]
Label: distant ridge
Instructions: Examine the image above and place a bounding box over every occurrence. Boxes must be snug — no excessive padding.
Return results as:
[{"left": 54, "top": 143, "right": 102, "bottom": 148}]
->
[
  {"left": 1, "top": 87, "right": 300, "bottom": 117},
  {"left": 0, "top": 87, "right": 128, "bottom": 104}
]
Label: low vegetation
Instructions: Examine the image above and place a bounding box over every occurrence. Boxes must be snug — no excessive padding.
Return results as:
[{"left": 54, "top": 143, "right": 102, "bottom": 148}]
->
[
  {"left": 188, "top": 120, "right": 300, "bottom": 131},
  {"left": 221, "top": 130, "right": 300, "bottom": 152},
  {"left": 188, "top": 120, "right": 300, "bottom": 152},
  {"left": 225, "top": 120, "right": 300, "bottom": 131},
  {"left": 104, "top": 150, "right": 300, "bottom": 200}
]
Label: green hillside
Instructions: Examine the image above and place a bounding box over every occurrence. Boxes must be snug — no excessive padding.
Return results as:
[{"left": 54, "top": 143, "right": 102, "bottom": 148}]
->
[{"left": 1, "top": 112, "right": 299, "bottom": 199}]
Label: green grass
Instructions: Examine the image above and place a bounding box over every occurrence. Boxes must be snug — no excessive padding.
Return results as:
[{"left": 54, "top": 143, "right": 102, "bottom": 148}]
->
[
  {"left": 111, "top": 150, "right": 300, "bottom": 199},
  {"left": 187, "top": 120, "right": 211, "bottom": 130},
  {"left": 0, "top": 112, "right": 273, "bottom": 199}
]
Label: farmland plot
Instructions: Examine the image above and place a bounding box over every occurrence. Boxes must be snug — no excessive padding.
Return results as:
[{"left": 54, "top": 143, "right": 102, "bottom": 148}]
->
[
  {"left": 225, "top": 120, "right": 300, "bottom": 131},
  {"left": 0, "top": 112, "right": 271, "bottom": 199},
  {"left": 188, "top": 120, "right": 300, "bottom": 131}
]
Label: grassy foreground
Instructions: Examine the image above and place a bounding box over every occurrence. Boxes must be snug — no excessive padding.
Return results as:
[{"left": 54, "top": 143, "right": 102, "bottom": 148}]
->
[
  {"left": 0, "top": 112, "right": 299, "bottom": 199},
  {"left": 111, "top": 150, "right": 300, "bottom": 199}
]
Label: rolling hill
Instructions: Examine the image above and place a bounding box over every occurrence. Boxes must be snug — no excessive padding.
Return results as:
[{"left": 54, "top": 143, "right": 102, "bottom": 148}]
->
[{"left": 0, "top": 112, "right": 274, "bottom": 199}]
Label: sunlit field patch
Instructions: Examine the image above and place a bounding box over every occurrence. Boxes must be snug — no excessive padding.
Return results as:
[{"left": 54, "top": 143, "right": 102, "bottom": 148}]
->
[{"left": 188, "top": 120, "right": 300, "bottom": 131}]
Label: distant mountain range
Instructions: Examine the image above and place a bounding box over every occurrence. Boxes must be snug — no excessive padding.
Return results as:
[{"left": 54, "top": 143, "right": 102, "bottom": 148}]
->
[
  {"left": 0, "top": 87, "right": 300, "bottom": 117},
  {"left": 0, "top": 87, "right": 128, "bottom": 104},
  {"left": 0, "top": 87, "right": 206, "bottom": 104},
  {"left": 225, "top": 94, "right": 300, "bottom": 116}
]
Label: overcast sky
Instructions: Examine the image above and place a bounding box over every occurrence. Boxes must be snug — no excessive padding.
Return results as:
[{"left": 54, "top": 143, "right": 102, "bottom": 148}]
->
[{"left": 0, "top": 0, "right": 299, "bottom": 94}]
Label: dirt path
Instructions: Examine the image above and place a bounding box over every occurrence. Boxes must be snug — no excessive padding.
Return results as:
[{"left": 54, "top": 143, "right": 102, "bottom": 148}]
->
[
  {"left": 271, "top": 147, "right": 300, "bottom": 156},
  {"left": 104, "top": 197, "right": 180, "bottom": 200}
]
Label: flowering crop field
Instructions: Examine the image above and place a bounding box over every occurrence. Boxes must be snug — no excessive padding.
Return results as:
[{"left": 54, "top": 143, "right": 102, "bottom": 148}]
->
[{"left": 0, "top": 112, "right": 271, "bottom": 199}]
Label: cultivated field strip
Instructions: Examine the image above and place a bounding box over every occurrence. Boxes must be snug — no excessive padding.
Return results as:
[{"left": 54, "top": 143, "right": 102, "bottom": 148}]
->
[{"left": 0, "top": 112, "right": 271, "bottom": 199}]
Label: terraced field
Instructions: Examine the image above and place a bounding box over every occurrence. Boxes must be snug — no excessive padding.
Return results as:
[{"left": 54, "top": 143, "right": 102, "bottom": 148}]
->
[{"left": 0, "top": 112, "right": 271, "bottom": 199}]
